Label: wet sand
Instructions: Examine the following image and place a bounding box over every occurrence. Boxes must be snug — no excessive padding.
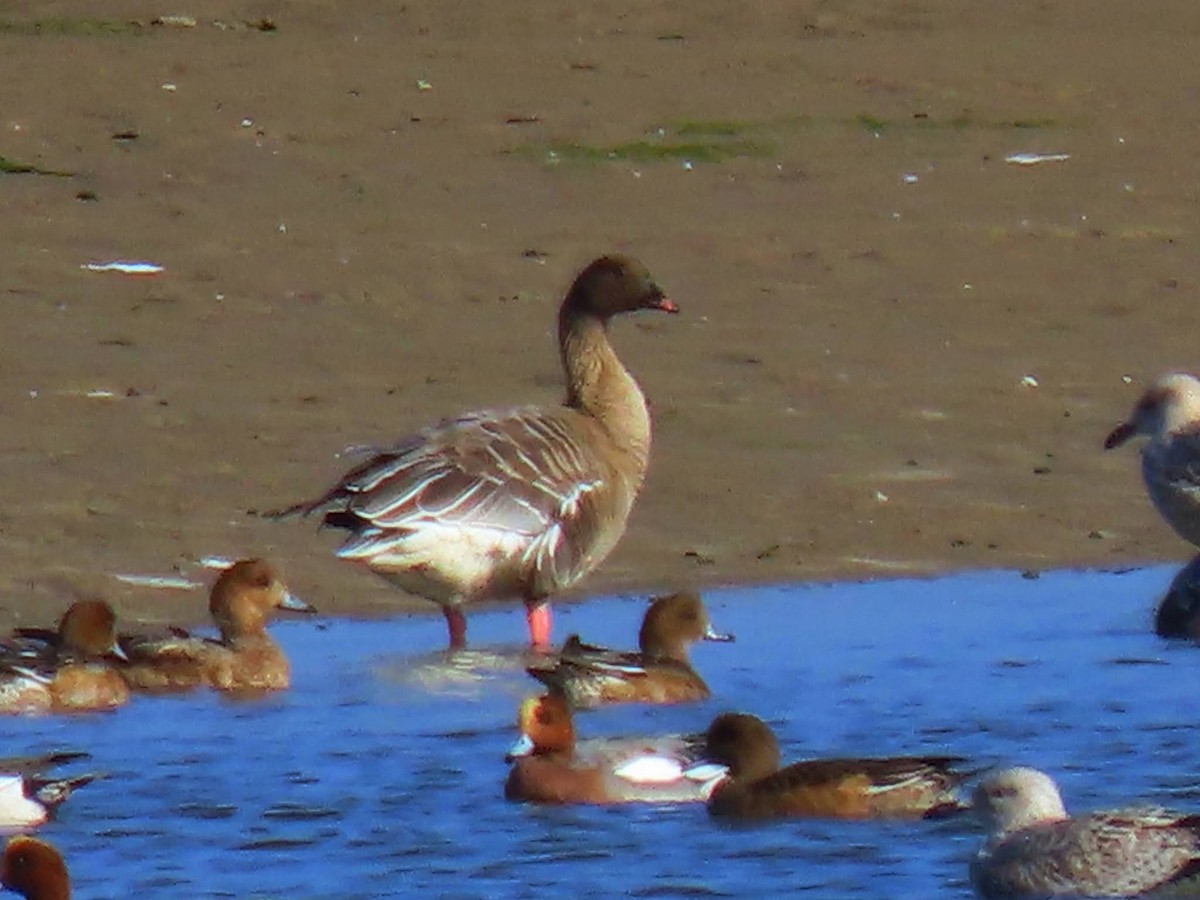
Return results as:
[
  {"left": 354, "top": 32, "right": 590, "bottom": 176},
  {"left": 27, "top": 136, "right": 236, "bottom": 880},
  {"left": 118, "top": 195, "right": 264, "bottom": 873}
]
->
[{"left": 2, "top": 1, "right": 1199, "bottom": 629}]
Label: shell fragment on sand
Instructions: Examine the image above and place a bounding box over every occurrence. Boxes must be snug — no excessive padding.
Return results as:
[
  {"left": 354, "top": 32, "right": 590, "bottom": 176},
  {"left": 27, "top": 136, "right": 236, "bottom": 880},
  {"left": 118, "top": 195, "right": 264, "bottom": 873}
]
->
[
  {"left": 112, "top": 573, "right": 203, "bottom": 590},
  {"left": 81, "top": 261, "right": 165, "bottom": 275},
  {"left": 1004, "top": 152, "right": 1071, "bottom": 166},
  {"left": 197, "top": 556, "right": 236, "bottom": 570}
]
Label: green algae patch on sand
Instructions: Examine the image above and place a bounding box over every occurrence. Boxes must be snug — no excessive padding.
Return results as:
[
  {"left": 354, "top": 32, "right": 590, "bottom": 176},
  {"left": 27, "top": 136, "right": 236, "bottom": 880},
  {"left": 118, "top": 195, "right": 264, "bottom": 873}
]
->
[
  {"left": 515, "top": 120, "right": 775, "bottom": 168},
  {"left": 0, "top": 156, "right": 73, "bottom": 177}
]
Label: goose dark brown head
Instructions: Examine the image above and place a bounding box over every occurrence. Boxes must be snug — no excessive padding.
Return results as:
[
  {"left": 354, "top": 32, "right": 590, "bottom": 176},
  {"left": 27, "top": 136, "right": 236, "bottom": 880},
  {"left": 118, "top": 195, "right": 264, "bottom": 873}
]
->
[{"left": 563, "top": 255, "right": 678, "bottom": 320}]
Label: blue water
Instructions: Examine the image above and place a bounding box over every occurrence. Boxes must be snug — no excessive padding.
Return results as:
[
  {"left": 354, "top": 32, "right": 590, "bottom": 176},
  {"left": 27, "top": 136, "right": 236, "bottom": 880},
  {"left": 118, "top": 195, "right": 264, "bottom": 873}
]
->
[{"left": 8, "top": 564, "right": 1199, "bottom": 898}]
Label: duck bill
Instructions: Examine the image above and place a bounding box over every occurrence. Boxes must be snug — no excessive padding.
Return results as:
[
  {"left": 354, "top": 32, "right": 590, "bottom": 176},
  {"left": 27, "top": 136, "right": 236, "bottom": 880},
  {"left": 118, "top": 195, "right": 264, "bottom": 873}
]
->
[
  {"left": 1103, "top": 421, "right": 1135, "bottom": 449},
  {"left": 682, "top": 761, "right": 730, "bottom": 782},
  {"left": 682, "top": 761, "right": 731, "bottom": 800},
  {"left": 107, "top": 641, "right": 130, "bottom": 663},
  {"left": 702, "top": 624, "right": 735, "bottom": 643},
  {"left": 505, "top": 732, "right": 535, "bottom": 762},
  {"left": 651, "top": 296, "right": 680, "bottom": 314},
  {"left": 280, "top": 591, "right": 318, "bottom": 615}
]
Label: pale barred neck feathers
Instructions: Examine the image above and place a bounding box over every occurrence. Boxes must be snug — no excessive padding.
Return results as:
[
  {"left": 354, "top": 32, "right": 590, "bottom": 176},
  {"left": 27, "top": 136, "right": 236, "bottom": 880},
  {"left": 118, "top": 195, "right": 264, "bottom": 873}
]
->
[
  {"left": 560, "top": 315, "right": 653, "bottom": 469},
  {"left": 973, "top": 767, "right": 1069, "bottom": 836},
  {"left": 557, "top": 255, "right": 675, "bottom": 469}
]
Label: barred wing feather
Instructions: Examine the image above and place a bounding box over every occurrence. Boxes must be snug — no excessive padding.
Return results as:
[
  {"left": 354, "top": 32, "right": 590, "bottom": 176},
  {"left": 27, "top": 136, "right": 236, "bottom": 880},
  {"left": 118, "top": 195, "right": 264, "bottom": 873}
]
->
[{"left": 289, "top": 407, "right": 618, "bottom": 592}]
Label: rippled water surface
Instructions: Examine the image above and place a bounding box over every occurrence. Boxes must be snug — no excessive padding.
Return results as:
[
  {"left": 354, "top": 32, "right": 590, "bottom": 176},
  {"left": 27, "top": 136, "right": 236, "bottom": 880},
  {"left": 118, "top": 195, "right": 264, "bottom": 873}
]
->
[{"left": 11, "top": 564, "right": 1200, "bottom": 898}]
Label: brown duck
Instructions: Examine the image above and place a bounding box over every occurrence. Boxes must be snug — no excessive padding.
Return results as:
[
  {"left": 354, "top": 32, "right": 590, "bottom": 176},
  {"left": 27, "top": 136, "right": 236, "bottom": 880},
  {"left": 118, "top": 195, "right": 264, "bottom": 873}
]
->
[
  {"left": 504, "top": 693, "right": 725, "bottom": 805},
  {"left": 526, "top": 591, "right": 733, "bottom": 707},
  {"left": 700, "top": 712, "right": 970, "bottom": 820},
  {"left": 118, "top": 558, "right": 315, "bottom": 692},
  {"left": 0, "top": 599, "right": 129, "bottom": 713}
]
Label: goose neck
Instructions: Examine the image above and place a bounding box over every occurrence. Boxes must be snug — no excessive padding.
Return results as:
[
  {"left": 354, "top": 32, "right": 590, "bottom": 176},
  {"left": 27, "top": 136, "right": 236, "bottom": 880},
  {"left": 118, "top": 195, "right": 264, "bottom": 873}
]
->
[{"left": 559, "top": 309, "right": 652, "bottom": 469}]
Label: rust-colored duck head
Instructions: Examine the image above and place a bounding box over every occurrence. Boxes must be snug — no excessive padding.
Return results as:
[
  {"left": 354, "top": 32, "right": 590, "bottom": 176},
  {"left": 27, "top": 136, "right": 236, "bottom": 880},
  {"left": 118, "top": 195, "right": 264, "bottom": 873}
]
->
[
  {"left": 57, "top": 599, "right": 126, "bottom": 662},
  {"left": 209, "top": 559, "right": 316, "bottom": 644},
  {"left": 506, "top": 694, "right": 575, "bottom": 761},
  {"left": 1, "top": 835, "right": 70, "bottom": 900}
]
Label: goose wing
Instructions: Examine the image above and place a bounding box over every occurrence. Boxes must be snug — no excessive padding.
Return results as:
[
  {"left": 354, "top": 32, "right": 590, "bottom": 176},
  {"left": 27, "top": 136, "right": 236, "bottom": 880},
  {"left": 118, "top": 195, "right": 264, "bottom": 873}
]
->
[{"left": 276, "top": 407, "right": 619, "bottom": 585}]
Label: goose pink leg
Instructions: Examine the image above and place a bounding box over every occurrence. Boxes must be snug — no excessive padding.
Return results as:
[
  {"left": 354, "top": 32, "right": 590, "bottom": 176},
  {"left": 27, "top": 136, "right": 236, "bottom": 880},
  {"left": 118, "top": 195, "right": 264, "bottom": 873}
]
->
[
  {"left": 525, "top": 601, "right": 552, "bottom": 651},
  {"left": 445, "top": 608, "right": 468, "bottom": 649}
]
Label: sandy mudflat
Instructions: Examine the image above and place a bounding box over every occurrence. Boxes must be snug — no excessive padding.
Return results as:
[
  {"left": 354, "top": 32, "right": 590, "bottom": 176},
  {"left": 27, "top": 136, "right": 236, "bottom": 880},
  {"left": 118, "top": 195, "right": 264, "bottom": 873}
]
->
[{"left": 1, "top": 1, "right": 1199, "bottom": 631}]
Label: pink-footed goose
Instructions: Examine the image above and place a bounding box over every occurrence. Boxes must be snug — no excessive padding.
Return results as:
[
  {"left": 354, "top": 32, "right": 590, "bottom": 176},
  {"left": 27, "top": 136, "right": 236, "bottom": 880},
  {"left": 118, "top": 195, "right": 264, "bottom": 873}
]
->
[{"left": 269, "top": 255, "right": 678, "bottom": 649}]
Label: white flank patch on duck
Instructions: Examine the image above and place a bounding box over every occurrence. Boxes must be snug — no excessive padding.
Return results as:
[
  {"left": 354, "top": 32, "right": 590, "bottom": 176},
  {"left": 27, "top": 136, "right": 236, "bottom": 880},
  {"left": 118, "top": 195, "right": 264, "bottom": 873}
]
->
[
  {"left": 613, "top": 755, "right": 686, "bottom": 785},
  {"left": 0, "top": 776, "right": 46, "bottom": 829}
]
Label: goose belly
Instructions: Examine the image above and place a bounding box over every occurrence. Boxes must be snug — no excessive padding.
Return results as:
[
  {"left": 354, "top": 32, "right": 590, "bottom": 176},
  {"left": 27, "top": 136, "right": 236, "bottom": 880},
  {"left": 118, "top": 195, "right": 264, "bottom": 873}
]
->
[{"left": 345, "top": 523, "right": 543, "bottom": 605}]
